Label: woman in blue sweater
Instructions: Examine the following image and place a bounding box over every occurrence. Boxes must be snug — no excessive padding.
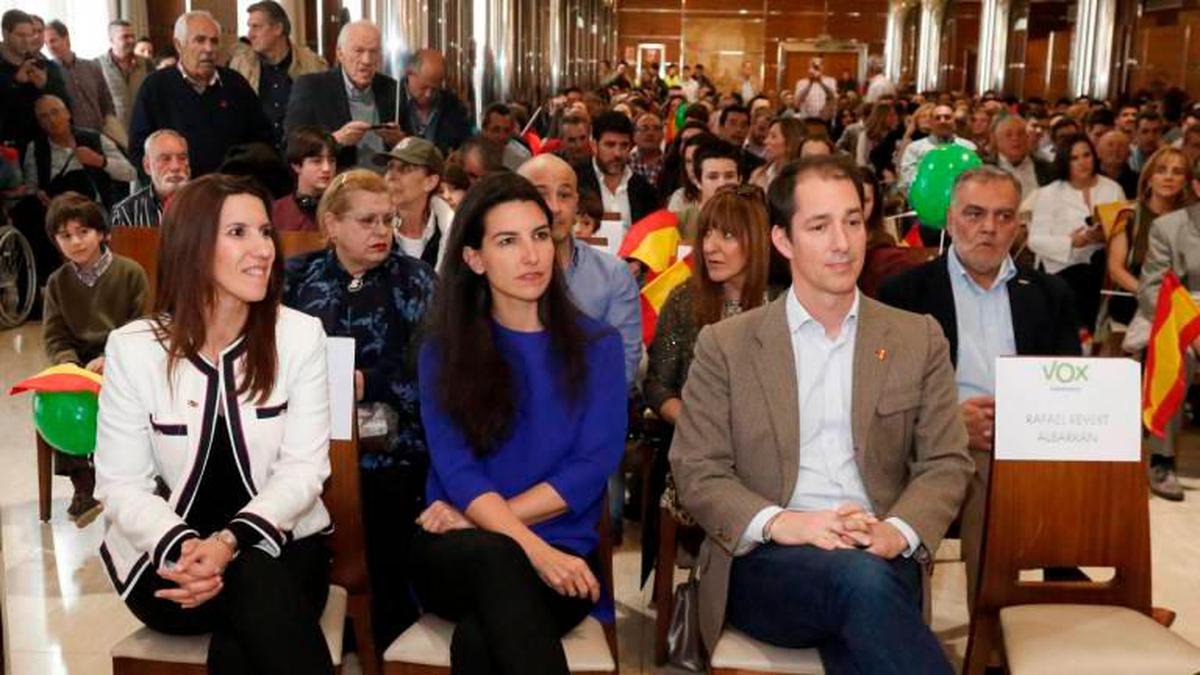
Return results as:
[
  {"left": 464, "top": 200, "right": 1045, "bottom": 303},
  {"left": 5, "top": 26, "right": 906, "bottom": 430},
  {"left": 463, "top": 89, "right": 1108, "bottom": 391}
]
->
[{"left": 411, "top": 172, "right": 627, "bottom": 673}]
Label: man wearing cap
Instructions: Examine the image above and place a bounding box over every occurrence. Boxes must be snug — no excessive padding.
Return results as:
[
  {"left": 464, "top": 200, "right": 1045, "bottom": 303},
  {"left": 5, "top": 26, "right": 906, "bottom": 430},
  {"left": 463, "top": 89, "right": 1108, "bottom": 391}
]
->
[{"left": 378, "top": 136, "right": 455, "bottom": 271}]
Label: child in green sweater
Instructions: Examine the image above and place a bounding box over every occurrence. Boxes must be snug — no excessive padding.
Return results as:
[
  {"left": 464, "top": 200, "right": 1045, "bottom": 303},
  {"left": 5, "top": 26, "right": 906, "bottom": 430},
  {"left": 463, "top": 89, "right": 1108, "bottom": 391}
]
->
[{"left": 42, "top": 192, "right": 148, "bottom": 527}]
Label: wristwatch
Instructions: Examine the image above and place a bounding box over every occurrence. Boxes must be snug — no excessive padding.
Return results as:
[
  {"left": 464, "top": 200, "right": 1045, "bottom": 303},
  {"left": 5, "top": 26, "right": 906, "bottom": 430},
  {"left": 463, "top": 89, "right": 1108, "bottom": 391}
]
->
[{"left": 213, "top": 528, "right": 238, "bottom": 553}]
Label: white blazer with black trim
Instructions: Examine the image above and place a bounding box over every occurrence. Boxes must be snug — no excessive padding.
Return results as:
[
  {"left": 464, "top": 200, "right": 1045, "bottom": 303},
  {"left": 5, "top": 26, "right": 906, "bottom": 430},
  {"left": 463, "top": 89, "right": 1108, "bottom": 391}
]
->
[{"left": 94, "top": 306, "right": 332, "bottom": 597}]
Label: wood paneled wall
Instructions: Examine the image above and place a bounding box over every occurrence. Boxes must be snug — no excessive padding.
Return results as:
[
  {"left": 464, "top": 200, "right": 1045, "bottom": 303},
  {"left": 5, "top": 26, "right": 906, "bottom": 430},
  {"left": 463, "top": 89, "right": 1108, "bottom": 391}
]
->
[{"left": 616, "top": 0, "right": 887, "bottom": 95}]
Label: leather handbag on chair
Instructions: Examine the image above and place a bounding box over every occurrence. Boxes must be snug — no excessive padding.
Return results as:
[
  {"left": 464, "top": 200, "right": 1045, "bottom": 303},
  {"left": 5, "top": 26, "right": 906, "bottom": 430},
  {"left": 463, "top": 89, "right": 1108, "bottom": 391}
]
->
[{"left": 667, "top": 567, "right": 707, "bottom": 672}]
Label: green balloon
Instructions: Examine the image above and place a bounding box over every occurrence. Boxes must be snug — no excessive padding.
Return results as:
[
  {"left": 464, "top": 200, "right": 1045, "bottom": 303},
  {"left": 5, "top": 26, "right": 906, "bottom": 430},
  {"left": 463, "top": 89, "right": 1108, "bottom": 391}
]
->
[
  {"left": 909, "top": 144, "right": 983, "bottom": 229},
  {"left": 674, "top": 102, "right": 689, "bottom": 131},
  {"left": 33, "top": 390, "right": 99, "bottom": 456}
]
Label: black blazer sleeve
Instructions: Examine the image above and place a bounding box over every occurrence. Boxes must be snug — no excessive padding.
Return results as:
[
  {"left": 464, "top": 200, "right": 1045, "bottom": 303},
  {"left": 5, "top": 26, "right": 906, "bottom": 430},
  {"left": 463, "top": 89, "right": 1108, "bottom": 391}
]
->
[{"left": 284, "top": 71, "right": 326, "bottom": 132}]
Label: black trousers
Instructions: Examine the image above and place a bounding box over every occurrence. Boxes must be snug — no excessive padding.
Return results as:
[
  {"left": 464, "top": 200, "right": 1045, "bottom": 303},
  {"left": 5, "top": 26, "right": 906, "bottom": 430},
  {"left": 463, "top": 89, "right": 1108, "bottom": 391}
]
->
[
  {"left": 360, "top": 461, "right": 427, "bottom": 645},
  {"left": 124, "top": 535, "right": 334, "bottom": 675},
  {"left": 409, "top": 529, "right": 595, "bottom": 675}
]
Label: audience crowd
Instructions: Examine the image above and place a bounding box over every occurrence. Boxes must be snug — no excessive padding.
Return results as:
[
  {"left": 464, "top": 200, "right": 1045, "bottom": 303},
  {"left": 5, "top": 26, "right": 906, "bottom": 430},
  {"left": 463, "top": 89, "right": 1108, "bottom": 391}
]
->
[{"left": 4, "top": 2, "right": 1200, "bottom": 672}]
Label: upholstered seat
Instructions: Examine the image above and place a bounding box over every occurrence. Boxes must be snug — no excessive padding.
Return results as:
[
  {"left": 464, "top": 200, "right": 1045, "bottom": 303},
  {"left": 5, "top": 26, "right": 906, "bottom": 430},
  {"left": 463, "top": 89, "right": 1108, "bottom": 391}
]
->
[
  {"left": 709, "top": 628, "right": 825, "bottom": 674},
  {"left": 111, "top": 585, "right": 347, "bottom": 666},
  {"left": 1000, "top": 604, "right": 1200, "bottom": 675},
  {"left": 382, "top": 614, "right": 615, "bottom": 672}
]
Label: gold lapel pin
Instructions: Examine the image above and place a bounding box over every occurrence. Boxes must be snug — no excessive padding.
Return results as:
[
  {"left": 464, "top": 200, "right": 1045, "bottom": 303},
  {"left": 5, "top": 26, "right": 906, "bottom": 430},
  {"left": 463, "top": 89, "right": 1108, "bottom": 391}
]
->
[
  {"left": 187, "top": 400, "right": 199, "bottom": 408},
  {"left": 875, "top": 348, "right": 887, "bottom": 361}
]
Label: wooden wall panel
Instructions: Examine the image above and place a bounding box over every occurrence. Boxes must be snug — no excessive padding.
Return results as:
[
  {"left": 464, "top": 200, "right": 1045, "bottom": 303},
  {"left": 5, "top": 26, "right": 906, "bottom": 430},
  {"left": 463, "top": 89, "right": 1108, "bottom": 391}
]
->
[{"left": 146, "top": 0, "right": 186, "bottom": 59}]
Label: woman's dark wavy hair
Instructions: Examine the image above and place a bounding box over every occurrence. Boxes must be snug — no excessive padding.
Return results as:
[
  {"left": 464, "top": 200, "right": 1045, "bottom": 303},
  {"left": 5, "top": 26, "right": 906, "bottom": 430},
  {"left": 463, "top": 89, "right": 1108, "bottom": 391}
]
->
[
  {"left": 152, "top": 174, "right": 283, "bottom": 403},
  {"left": 429, "top": 172, "right": 592, "bottom": 457}
]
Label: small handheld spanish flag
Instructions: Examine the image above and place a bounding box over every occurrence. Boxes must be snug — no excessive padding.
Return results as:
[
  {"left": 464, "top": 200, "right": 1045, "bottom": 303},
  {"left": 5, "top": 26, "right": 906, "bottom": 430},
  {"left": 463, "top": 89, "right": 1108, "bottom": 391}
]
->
[{"left": 1142, "top": 271, "right": 1200, "bottom": 436}]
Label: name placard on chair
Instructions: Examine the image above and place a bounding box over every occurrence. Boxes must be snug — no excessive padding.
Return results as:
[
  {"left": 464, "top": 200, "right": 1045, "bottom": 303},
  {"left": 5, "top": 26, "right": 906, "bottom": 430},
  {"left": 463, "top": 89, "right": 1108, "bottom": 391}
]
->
[{"left": 994, "top": 357, "right": 1141, "bottom": 462}]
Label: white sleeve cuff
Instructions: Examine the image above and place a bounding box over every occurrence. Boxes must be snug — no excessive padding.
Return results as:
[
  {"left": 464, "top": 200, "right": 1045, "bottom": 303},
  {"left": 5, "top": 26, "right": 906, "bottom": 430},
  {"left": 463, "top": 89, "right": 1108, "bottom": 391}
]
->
[
  {"left": 885, "top": 516, "right": 922, "bottom": 558},
  {"left": 736, "top": 506, "right": 785, "bottom": 556}
]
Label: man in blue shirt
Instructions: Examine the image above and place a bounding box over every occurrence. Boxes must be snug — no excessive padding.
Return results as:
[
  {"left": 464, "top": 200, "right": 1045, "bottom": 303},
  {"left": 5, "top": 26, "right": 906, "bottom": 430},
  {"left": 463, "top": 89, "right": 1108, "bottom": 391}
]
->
[
  {"left": 879, "top": 165, "right": 1081, "bottom": 606},
  {"left": 517, "top": 153, "right": 642, "bottom": 389}
]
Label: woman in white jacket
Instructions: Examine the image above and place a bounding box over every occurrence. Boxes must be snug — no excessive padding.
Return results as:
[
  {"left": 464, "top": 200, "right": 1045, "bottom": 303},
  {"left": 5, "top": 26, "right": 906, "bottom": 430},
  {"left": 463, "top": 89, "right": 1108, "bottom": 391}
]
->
[
  {"left": 95, "top": 174, "right": 334, "bottom": 674},
  {"left": 1027, "top": 132, "right": 1126, "bottom": 332}
]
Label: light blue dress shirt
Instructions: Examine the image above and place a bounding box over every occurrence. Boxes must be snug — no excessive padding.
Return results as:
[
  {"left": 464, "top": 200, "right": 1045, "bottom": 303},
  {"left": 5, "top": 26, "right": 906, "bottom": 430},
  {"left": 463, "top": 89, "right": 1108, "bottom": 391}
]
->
[
  {"left": 564, "top": 238, "right": 643, "bottom": 389},
  {"left": 739, "top": 288, "right": 920, "bottom": 556},
  {"left": 947, "top": 246, "right": 1017, "bottom": 402}
]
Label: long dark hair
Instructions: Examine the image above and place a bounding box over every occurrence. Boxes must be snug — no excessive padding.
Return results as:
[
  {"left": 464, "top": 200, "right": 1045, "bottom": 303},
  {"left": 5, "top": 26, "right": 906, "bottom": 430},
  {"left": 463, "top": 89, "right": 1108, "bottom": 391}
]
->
[
  {"left": 153, "top": 174, "right": 283, "bottom": 403},
  {"left": 1054, "top": 132, "right": 1099, "bottom": 183},
  {"left": 429, "top": 173, "right": 592, "bottom": 456}
]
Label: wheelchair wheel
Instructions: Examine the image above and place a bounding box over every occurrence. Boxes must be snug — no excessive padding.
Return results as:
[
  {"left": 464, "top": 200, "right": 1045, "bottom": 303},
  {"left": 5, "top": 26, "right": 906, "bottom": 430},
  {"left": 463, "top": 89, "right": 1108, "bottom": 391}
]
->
[{"left": 0, "top": 224, "right": 36, "bottom": 328}]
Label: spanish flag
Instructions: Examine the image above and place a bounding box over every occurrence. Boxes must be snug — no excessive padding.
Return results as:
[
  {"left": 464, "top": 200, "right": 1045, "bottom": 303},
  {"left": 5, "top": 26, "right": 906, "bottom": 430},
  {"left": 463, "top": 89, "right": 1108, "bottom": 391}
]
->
[
  {"left": 9, "top": 364, "right": 103, "bottom": 396},
  {"left": 618, "top": 210, "right": 693, "bottom": 343},
  {"left": 1142, "top": 271, "right": 1200, "bottom": 436},
  {"left": 640, "top": 257, "right": 694, "bottom": 344}
]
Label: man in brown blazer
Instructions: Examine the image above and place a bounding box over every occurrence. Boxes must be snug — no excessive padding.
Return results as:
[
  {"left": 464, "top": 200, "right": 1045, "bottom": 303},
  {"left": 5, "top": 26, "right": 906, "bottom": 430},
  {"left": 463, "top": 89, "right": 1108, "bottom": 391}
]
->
[{"left": 670, "top": 157, "right": 973, "bottom": 673}]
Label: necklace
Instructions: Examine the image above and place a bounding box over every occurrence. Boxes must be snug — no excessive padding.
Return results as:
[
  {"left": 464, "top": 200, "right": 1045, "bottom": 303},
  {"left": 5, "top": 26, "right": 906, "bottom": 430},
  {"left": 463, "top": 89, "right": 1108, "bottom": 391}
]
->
[{"left": 348, "top": 276, "right": 364, "bottom": 292}]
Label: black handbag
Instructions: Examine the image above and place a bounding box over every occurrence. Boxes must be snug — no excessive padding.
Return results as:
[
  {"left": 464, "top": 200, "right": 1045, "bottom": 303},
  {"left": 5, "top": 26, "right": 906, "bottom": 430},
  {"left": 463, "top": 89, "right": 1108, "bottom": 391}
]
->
[{"left": 666, "top": 566, "right": 707, "bottom": 671}]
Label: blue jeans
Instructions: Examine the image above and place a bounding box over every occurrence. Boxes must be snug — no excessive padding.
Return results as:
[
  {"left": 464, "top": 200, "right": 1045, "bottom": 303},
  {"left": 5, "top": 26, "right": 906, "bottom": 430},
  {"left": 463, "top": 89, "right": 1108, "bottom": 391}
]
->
[{"left": 727, "top": 544, "right": 952, "bottom": 675}]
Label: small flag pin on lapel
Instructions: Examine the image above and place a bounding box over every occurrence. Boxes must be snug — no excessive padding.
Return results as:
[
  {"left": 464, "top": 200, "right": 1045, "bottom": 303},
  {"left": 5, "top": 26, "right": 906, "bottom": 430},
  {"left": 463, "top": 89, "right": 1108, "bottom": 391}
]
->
[
  {"left": 875, "top": 348, "right": 887, "bottom": 361},
  {"left": 187, "top": 400, "right": 199, "bottom": 408}
]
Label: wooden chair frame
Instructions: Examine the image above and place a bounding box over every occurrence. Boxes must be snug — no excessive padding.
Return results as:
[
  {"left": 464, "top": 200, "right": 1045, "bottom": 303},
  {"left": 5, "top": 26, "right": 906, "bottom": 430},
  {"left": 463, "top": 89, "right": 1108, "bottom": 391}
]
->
[{"left": 963, "top": 457, "right": 1153, "bottom": 675}]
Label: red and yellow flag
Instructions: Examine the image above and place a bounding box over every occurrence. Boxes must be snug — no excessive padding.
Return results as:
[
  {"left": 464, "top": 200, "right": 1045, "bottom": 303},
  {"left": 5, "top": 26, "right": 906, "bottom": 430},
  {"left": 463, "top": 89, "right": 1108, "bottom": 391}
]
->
[
  {"left": 8, "top": 364, "right": 102, "bottom": 396},
  {"left": 1142, "top": 271, "right": 1200, "bottom": 436},
  {"left": 640, "top": 257, "right": 694, "bottom": 344},
  {"left": 619, "top": 210, "right": 682, "bottom": 280}
]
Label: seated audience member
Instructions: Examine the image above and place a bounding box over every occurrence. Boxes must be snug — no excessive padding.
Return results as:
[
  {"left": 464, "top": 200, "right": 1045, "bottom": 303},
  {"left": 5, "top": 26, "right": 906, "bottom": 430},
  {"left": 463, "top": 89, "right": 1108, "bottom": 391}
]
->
[
  {"left": 518, "top": 153, "right": 642, "bottom": 389},
  {"left": 378, "top": 136, "right": 455, "bottom": 269},
  {"left": 857, "top": 166, "right": 921, "bottom": 297},
  {"left": 481, "top": 102, "right": 532, "bottom": 172},
  {"left": 630, "top": 111, "right": 665, "bottom": 188},
  {"left": 273, "top": 126, "right": 336, "bottom": 232},
  {"left": 878, "top": 166, "right": 1081, "bottom": 606},
  {"left": 112, "top": 129, "right": 190, "bottom": 227},
  {"left": 646, "top": 185, "right": 773, "bottom": 425},
  {"left": 749, "top": 117, "right": 804, "bottom": 190},
  {"left": 396, "top": 49, "right": 471, "bottom": 153},
  {"left": 1105, "top": 146, "right": 1195, "bottom": 327},
  {"left": 457, "top": 136, "right": 504, "bottom": 185},
  {"left": 439, "top": 162, "right": 469, "bottom": 210},
  {"left": 574, "top": 189, "right": 603, "bottom": 238},
  {"left": 556, "top": 113, "right": 593, "bottom": 166},
  {"left": 41, "top": 192, "right": 148, "bottom": 527},
  {"left": 681, "top": 137, "right": 744, "bottom": 240},
  {"left": 988, "top": 114, "right": 1057, "bottom": 201},
  {"left": 229, "top": 0, "right": 328, "bottom": 148},
  {"left": 1130, "top": 110, "right": 1165, "bottom": 173},
  {"left": 798, "top": 134, "right": 836, "bottom": 157},
  {"left": 43, "top": 20, "right": 121, "bottom": 143},
  {"left": 744, "top": 107, "right": 771, "bottom": 160},
  {"left": 95, "top": 174, "right": 335, "bottom": 674},
  {"left": 411, "top": 173, "right": 626, "bottom": 673},
  {"left": 1027, "top": 133, "right": 1124, "bottom": 331},
  {"left": 662, "top": 125, "right": 710, "bottom": 212},
  {"left": 285, "top": 20, "right": 403, "bottom": 169},
  {"left": 22, "top": 94, "right": 136, "bottom": 209},
  {"left": 669, "top": 156, "right": 971, "bottom": 673},
  {"left": 129, "top": 11, "right": 273, "bottom": 177},
  {"left": 99, "top": 20, "right": 155, "bottom": 139},
  {"left": 1135, "top": 162, "right": 1200, "bottom": 501},
  {"left": 1180, "top": 124, "right": 1200, "bottom": 168},
  {"left": 575, "top": 110, "right": 659, "bottom": 231},
  {"left": 1096, "top": 129, "right": 1139, "bottom": 199},
  {"left": 899, "top": 104, "right": 977, "bottom": 195},
  {"left": 284, "top": 169, "right": 436, "bottom": 643},
  {"left": 1085, "top": 107, "right": 1115, "bottom": 147},
  {"left": 717, "top": 105, "right": 765, "bottom": 177}
]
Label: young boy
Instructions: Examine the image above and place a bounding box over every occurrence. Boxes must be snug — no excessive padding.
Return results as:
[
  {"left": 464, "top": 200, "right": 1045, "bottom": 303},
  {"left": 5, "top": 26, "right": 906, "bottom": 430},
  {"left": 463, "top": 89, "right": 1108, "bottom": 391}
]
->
[
  {"left": 42, "top": 191, "right": 148, "bottom": 527},
  {"left": 272, "top": 125, "right": 337, "bottom": 232}
]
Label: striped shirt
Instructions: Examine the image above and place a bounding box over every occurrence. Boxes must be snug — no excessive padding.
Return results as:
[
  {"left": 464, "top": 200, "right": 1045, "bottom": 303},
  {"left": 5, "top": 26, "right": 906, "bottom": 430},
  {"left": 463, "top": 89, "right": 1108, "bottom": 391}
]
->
[{"left": 111, "top": 185, "right": 163, "bottom": 228}]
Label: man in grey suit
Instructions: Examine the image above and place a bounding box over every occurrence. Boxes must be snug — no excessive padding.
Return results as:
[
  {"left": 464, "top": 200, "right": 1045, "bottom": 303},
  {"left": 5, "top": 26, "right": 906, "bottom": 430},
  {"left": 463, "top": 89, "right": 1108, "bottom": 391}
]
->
[{"left": 670, "top": 156, "right": 973, "bottom": 673}]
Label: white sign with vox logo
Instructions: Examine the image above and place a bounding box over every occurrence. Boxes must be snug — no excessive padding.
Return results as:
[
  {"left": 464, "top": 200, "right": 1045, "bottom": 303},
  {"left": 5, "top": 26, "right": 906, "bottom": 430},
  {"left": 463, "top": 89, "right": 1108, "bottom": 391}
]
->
[{"left": 994, "top": 357, "right": 1141, "bottom": 462}]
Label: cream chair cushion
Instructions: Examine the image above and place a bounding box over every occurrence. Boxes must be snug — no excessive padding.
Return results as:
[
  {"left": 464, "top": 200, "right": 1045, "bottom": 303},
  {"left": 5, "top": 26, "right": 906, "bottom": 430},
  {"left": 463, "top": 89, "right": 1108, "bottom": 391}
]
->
[
  {"left": 383, "top": 614, "right": 615, "bottom": 672},
  {"left": 1000, "top": 604, "right": 1200, "bottom": 675},
  {"left": 709, "top": 628, "right": 825, "bottom": 674},
  {"left": 111, "top": 585, "right": 347, "bottom": 666}
]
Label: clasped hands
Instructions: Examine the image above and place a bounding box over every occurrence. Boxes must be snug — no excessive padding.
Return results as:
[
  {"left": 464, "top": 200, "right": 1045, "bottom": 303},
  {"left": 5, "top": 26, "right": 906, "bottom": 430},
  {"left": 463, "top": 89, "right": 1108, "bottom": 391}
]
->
[
  {"left": 766, "top": 503, "right": 909, "bottom": 559},
  {"left": 154, "top": 535, "right": 236, "bottom": 609},
  {"left": 416, "top": 500, "right": 600, "bottom": 602}
]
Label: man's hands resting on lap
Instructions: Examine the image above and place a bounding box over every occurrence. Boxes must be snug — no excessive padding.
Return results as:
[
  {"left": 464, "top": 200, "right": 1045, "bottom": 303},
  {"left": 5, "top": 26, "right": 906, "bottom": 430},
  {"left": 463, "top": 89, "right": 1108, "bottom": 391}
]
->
[{"left": 764, "top": 503, "right": 909, "bottom": 559}]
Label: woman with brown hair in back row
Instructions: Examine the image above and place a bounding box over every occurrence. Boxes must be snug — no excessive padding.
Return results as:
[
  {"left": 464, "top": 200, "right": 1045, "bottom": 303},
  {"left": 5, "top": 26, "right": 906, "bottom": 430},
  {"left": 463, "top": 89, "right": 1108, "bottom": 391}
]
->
[{"left": 95, "top": 174, "right": 335, "bottom": 674}]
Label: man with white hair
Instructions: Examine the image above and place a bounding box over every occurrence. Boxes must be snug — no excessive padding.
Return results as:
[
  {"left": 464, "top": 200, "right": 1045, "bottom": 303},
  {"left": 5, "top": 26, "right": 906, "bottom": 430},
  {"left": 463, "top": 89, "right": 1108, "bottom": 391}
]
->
[
  {"left": 285, "top": 20, "right": 403, "bottom": 169},
  {"left": 128, "top": 10, "right": 272, "bottom": 176},
  {"left": 863, "top": 56, "right": 896, "bottom": 104},
  {"left": 111, "top": 129, "right": 190, "bottom": 227}
]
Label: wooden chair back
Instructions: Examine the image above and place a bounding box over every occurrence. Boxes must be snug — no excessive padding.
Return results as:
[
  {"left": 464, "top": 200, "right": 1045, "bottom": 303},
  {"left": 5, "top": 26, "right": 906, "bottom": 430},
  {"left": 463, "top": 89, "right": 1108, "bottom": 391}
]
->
[
  {"left": 280, "top": 230, "right": 328, "bottom": 259},
  {"left": 108, "top": 228, "right": 160, "bottom": 310},
  {"left": 964, "top": 458, "right": 1152, "bottom": 674}
]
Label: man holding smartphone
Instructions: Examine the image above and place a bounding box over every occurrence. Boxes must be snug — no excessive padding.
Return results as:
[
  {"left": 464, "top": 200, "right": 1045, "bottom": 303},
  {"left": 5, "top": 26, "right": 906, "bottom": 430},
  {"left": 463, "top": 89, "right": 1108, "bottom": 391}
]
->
[
  {"left": 793, "top": 57, "right": 838, "bottom": 122},
  {"left": 1, "top": 9, "right": 71, "bottom": 163}
]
